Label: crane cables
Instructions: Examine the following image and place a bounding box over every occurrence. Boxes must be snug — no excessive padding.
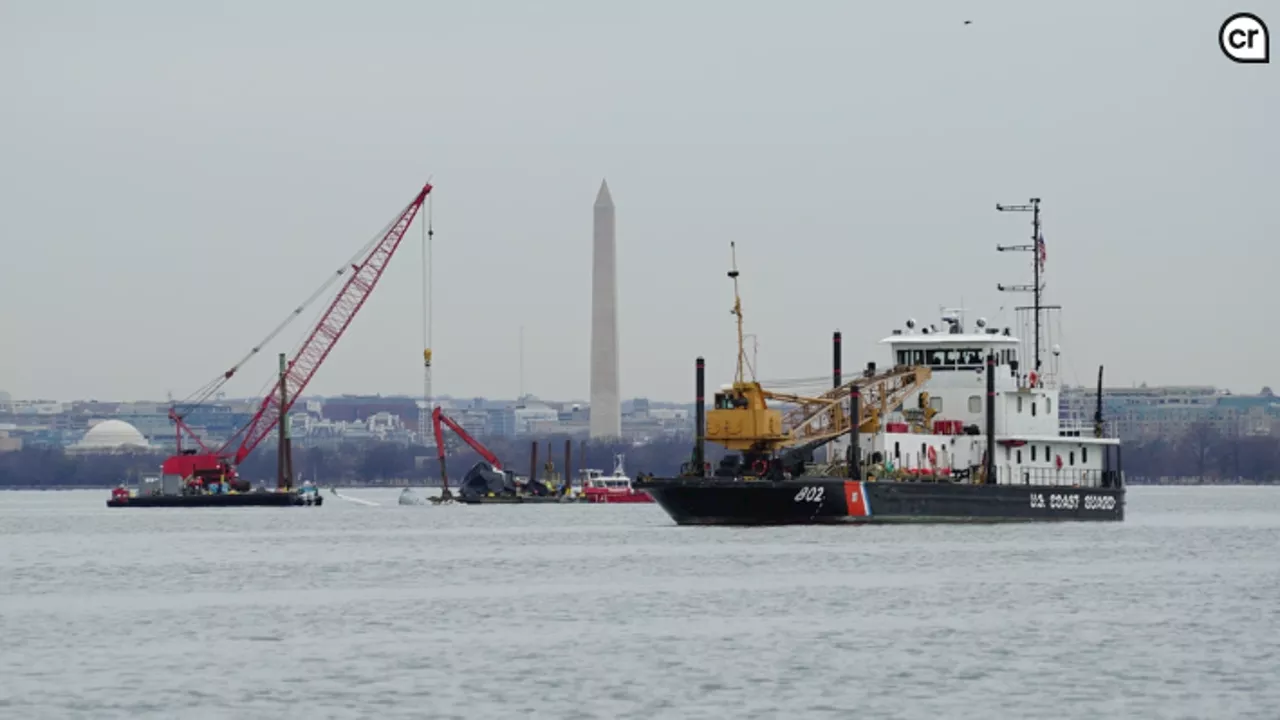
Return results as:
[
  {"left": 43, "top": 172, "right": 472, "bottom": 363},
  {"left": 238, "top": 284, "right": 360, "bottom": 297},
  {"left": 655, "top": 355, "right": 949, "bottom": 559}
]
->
[{"left": 175, "top": 209, "right": 402, "bottom": 415}]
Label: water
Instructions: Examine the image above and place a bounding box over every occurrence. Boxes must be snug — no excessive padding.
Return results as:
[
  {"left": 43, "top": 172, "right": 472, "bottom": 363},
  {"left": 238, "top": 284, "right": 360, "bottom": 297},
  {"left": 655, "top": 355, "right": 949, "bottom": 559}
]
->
[{"left": 2, "top": 487, "right": 1278, "bottom": 719}]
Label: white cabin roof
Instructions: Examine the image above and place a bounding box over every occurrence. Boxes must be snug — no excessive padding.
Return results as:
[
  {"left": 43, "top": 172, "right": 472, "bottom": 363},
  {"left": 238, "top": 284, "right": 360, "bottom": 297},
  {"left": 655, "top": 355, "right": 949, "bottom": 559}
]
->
[{"left": 881, "top": 333, "right": 1019, "bottom": 346}]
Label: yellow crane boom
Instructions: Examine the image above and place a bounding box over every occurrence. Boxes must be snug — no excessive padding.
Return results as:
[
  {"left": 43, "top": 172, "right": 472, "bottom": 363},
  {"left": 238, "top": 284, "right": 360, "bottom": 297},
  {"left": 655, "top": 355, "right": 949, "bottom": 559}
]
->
[{"left": 705, "top": 365, "right": 932, "bottom": 453}]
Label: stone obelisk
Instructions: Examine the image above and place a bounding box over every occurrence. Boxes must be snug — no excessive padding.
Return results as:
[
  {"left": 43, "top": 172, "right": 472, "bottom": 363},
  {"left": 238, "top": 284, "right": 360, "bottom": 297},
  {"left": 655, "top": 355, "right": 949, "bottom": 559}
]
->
[{"left": 589, "top": 179, "right": 621, "bottom": 439}]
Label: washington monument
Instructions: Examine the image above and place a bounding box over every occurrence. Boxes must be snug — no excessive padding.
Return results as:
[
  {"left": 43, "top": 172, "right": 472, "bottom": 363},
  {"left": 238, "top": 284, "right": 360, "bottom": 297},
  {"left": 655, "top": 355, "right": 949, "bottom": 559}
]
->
[{"left": 589, "top": 179, "right": 621, "bottom": 439}]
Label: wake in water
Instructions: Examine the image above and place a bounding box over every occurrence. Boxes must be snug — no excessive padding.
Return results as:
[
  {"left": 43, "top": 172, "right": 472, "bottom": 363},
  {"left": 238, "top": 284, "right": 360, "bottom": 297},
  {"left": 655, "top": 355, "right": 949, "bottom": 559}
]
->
[{"left": 329, "top": 488, "right": 380, "bottom": 506}]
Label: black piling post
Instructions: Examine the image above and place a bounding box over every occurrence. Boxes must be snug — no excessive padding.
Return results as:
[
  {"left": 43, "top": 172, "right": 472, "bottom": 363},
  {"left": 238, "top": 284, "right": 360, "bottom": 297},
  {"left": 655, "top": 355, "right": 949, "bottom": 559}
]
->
[
  {"left": 985, "top": 351, "right": 997, "bottom": 485},
  {"left": 833, "top": 331, "right": 842, "bottom": 389},
  {"left": 694, "top": 356, "right": 706, "bottom": 477},
  {"left": 850, "top": 387, "right": 861, "bottom": 480}
]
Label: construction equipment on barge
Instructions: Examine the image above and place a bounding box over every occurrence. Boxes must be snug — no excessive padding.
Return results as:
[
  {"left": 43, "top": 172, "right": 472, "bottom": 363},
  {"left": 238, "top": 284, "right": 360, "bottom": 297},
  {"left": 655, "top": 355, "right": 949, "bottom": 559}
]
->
[
  {"left": 431, "top": 407, "right": 573, "bottom": 504},
  {"left": 108, "top": 182, "right": 433, "bottom": 508}
]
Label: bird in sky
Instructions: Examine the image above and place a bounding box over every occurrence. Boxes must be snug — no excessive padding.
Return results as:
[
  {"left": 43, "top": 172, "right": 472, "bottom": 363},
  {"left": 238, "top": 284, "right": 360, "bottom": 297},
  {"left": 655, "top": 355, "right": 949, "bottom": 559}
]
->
[{"left": 964, "top": 20, "right": 972, "bottom": 25}]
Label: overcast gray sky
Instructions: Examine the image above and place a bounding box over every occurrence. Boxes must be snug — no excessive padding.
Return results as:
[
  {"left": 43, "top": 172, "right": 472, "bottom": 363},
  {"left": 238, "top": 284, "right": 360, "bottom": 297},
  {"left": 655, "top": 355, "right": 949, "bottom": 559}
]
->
[{"left": 1, "top": 0, "right": 1274, "bottom": 404}]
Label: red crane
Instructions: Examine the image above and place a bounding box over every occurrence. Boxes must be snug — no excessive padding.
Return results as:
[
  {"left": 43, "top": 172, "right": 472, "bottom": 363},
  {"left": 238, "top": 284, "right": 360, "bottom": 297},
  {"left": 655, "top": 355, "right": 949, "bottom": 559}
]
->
[
  {"left": 163, "top": 182, "right": 434, "bottom": 489},
  {"left": 432, "top": 405, "right": 504, "bottom": 499}
]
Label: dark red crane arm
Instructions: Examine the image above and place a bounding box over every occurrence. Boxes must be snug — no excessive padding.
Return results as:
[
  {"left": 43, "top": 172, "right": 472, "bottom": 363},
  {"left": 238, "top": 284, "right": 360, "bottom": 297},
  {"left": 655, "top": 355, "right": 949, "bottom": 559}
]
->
[
  {"left": 433, "top": 406, "right": 503, "bottom": 470},
  {"left": 227, "top": 182, "right": 433, "bottom": 465}
]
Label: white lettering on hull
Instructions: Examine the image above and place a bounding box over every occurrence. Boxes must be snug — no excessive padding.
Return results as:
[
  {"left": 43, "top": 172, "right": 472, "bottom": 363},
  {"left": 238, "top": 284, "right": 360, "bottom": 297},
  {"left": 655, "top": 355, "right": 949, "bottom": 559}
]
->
[
  {"left": 1030, "top": 492, "right": 1117, "bottom": 511},
  {"left": 794, "top": 486, "right": 825, "bottom": 503}
]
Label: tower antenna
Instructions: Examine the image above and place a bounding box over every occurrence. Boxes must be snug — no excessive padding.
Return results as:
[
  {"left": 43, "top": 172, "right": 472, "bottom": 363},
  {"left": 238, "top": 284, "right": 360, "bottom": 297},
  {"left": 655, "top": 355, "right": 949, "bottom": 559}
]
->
[
  {"left": 996, "top": 197, "right": 1059, "bottom": 386},
  {"left": 728, "top": 242, "right": 748, "bottom": 385}
]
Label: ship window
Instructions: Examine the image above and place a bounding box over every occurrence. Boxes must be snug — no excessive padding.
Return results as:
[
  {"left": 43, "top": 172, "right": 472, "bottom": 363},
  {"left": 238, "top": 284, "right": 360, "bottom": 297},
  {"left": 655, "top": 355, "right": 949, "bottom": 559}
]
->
[
  {"left": 925, "top": 349, "right": 945, "bottom": 366},
  {"left": 944, "top": 349, "right": 959, "bottom": 365},
  {"left": 968, "top": 395, "right": 981, "bottom": 413},
  {"left": 911, "top": 350, "right": 925, "bottom": 365},
  {"left": 1082, "top": 447, "right": 1088, "bottom": 463},
  {"left": 894, "top": 441, "right": 900, "bottom": 459},
  {"left": 1069, "top": 451, "right": 1076, "bottom": 466},
  {"left": 1031, "top": 402, "right": 1037, "bottom": 417},
  {"left": 1017, "top": 396, "right": 1024, "bottom": 413},
  {"left": 1045, "top": 445, "right": 1050, "bottom": 459},
  {"left": 930, "top": 397, "right": 943, "bottom": 412},
  {"left": 1031, "top": 445, "right": 1037, "bottom": 461},
  {"left": 1016, "top": 450, "right": 1022, "bottom": 463}
]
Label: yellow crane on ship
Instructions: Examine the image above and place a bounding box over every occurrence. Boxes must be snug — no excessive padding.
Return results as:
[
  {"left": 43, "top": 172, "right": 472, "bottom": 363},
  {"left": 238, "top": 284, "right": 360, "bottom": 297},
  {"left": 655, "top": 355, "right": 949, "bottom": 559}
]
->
[{"left": 703, "top": 242, "right": 933, "bottom": 478}]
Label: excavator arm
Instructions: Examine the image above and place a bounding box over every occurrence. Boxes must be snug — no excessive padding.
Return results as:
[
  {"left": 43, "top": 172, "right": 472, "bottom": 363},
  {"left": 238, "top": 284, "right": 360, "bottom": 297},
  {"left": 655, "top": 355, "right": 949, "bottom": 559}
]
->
[{"left": 432, "top": 406, "right": 504, "bottom": 497}]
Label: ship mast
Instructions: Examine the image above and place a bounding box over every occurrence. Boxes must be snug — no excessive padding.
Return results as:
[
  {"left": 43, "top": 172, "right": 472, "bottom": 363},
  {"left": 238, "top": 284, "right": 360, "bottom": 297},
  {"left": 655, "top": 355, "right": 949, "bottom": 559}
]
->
[
  {"left": 728, "top": 242, "right": 748, "bottom": 385},
  {"left": 996, "top": 197, "right": 1058, "bottom": 385}
]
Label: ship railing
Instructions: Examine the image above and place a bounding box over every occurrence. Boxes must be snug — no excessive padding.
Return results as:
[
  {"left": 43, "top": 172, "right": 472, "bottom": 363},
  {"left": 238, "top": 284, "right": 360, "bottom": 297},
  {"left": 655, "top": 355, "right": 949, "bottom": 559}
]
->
[{"left": 996, "top": 466, "right": 1122, "bottom": 489}]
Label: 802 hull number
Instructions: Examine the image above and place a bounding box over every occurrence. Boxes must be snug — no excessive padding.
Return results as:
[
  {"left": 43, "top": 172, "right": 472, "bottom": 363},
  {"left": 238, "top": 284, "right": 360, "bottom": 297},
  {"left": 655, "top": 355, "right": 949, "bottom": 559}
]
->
[
  {"left": 1030, "top": 493, "right": 1116, "bottom": 511},
  {"left": 794, "top": 486, "right": 825, "bottom": 503}
]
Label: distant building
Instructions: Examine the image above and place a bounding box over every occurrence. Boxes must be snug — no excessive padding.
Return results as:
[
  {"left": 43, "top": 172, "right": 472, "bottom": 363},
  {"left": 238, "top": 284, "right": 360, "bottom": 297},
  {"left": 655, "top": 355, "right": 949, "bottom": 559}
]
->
[
  {"left": 68, "top": 419, "right": 150, "bottom": 453},
  {"left": 514, "top": 404, "right": 559, "bottom": 436},
  {"left": 0, "top": 427, "right": 20, "bottom": 453},
  {"left": 1061, "top": 384, "right": 1280, "bottom": 440}
]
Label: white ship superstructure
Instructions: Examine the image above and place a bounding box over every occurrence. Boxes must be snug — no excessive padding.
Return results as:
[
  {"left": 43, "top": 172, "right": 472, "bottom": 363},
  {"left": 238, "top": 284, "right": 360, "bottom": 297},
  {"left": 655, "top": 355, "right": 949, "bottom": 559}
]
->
[{"left": 831, "top": 311, "right": 1121, "bottom": 488}]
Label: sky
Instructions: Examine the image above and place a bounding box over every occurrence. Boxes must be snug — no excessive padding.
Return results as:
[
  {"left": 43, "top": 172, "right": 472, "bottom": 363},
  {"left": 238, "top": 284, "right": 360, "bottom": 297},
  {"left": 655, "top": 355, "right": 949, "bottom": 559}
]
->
[{"left": 0, "top": 0, "right": 1275, "bottom": 404}]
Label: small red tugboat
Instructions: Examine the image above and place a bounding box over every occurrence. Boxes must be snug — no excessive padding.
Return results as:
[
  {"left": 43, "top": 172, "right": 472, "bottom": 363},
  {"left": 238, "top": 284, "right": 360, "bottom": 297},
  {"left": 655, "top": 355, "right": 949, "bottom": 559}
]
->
[{"left": 580, "top": 455, "right": 654, "bottom": 504}]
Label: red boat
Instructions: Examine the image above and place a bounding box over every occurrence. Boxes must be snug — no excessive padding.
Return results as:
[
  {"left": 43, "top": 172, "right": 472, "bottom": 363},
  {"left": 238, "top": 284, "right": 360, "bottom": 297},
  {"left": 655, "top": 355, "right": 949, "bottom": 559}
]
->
[{"left": 580, "top": 454, "right": 653, "bottom": 504}]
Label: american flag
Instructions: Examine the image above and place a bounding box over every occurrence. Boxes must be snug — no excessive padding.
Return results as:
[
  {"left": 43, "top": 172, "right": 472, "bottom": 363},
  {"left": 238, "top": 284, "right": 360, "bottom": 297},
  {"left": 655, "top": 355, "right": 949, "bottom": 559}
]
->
[{"left": 1036, "top": 233, "right": 1046, "bottom": 269}]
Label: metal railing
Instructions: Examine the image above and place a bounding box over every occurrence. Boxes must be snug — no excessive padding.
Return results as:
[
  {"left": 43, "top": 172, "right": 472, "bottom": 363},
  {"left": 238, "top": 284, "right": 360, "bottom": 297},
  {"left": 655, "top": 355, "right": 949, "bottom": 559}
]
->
[{"left": 996, "top": 466, "right": 1122, "bottom": 488}]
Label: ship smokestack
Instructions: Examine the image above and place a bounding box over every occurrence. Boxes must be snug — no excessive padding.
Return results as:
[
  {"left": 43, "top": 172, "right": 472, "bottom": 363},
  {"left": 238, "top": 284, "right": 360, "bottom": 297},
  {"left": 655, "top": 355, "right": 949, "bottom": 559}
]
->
[
  {"left": 693, "top": 356, "right": 706, "bottom": 476},
  {"left": 985, "top": 352, "right": 996, "bottom": 484},
  {"left": 833, "top": 331, "right": 842, "bottom": 389}
]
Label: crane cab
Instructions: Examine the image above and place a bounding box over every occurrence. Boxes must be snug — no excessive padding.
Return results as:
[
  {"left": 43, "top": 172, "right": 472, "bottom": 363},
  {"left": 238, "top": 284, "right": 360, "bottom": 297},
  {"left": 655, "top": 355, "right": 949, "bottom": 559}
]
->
[{"left": 705, "top": 382, "right": 784, "bottom": 451}]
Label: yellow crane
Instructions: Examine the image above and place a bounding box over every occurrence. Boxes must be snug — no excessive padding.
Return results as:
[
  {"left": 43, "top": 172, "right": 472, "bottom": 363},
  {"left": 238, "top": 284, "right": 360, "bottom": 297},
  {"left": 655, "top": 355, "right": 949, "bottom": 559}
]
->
[{"left": 704, "top": 243, "right": 933, "bottom": 477}]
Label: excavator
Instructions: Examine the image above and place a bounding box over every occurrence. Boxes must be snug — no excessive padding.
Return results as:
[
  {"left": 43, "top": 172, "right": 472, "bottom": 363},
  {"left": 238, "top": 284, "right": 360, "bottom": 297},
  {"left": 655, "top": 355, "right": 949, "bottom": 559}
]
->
[
  {"left": 699, "top": 242, "right": 933, "bottom": 480},
  {"left": 431, "top": 406, "right": 558, "bottom": 503}
]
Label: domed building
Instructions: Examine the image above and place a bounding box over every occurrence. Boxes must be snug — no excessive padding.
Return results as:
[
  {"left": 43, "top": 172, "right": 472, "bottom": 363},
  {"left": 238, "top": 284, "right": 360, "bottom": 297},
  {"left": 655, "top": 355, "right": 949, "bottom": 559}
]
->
[{"left": 71, "top": 419, "right": 150, "bottom": 452}]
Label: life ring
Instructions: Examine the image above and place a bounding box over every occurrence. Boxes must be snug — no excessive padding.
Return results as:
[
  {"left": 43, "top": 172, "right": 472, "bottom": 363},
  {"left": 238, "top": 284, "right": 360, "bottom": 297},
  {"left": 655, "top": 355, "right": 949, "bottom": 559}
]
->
[
  {"left": 704, "top": 462, "right": 711, "bottom": 474},
  {"left": 927, "top": 446, "right": 938, "bottom": 467},
  {"left": 1055, "top": 454, "right": 1063, "bottom": 470},
  {"left": 751, "top": 459, "right": 768, "bottom": 476},
  {"left": 1029, "top": 371, "right": 1039, "bottom": 387}
]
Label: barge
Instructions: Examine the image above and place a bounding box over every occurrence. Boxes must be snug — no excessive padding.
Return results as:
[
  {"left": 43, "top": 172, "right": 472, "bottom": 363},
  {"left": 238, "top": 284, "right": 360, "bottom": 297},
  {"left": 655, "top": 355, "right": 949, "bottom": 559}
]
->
[
  {"left": 108, "top": 480, "right": 322, "bottom": 508},
  {"left": 635, "top": 201, "right": 1125, "bottom": 525}
]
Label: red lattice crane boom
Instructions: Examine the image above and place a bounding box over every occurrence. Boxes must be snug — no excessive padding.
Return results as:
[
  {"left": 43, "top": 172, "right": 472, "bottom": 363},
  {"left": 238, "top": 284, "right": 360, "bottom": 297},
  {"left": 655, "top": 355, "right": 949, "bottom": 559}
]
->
[
  {"left": 162, "top": 182, "right": 433, "bottom": 486},
  {"left": 229, "top": 183, "right": 432, "bottom": 464}
]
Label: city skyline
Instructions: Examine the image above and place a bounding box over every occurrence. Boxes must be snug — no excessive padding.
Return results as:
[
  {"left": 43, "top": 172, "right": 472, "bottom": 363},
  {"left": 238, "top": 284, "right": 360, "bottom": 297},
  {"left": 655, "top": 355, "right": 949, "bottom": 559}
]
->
[{"left": 1, "top": 2, "right": 1274, "bottom": 403}]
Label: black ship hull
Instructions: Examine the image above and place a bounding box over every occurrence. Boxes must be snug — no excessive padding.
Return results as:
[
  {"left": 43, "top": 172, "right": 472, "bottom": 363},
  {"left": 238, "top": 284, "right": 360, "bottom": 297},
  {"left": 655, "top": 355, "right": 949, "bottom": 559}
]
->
[
  {"left": 633, "top": 477, "right": 1124, "bottom": 525},
  {"left": 108, "top": 491, "right": 323, "bottom": 508}
]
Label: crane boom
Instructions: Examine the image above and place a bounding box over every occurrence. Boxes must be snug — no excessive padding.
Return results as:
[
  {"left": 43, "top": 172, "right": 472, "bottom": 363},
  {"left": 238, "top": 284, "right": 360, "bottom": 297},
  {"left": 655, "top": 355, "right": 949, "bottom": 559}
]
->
[{"left": 227, "top": 182, "right": 433, "bottom": 464}]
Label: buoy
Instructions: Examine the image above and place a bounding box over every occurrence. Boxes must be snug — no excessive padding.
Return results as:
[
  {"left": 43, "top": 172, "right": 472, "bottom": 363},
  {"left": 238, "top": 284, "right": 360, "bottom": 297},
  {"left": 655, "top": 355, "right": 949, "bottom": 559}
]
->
[{"left": 751, "top": 459, "right": 768, "bottom": 476}]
